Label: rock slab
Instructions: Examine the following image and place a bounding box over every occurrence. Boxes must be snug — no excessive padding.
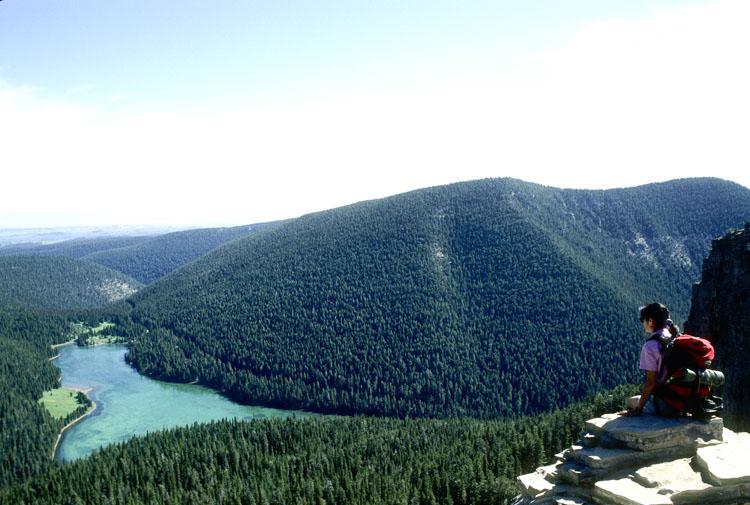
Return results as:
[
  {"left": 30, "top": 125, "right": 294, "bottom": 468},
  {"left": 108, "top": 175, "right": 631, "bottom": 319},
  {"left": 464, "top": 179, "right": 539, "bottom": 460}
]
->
[
  {"left": 634, "top": 458, "right": 710, "bottom": 494},
  {"left": 518, "top": 470, "right": 555, "bottom": 498},
  {"left": 670, "top": 482, "right": 750, "bottom": 505},
  {"left": 593, "top": 477, "right": 672, "bottom": 505},
  {"left": 696, "top": 437, "right": 750, "bottom": 486},
  {"left": 589, "top": 415, "right": 723, "bottom": 451}
]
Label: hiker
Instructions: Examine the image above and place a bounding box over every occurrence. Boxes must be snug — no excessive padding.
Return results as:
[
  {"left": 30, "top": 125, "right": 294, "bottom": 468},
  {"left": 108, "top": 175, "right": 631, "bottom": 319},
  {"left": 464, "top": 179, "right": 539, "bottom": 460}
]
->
[{"left": 625, "top": 303, "right": 680, "bottom": 416}]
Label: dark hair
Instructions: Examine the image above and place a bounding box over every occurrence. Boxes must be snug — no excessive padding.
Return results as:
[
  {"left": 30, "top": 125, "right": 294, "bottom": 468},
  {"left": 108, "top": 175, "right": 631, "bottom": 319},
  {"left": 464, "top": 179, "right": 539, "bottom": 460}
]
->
[{"left": 639, "top": 302, "right": 680, "bottom": 337}]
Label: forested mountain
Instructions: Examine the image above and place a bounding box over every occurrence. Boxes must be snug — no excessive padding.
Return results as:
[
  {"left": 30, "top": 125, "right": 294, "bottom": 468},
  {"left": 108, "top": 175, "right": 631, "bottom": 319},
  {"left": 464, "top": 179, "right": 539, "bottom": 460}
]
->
[
  {"left": 0, "top": 256, "right": 142, "bottom": 311},
  {"left": 0, "top": 223, "right": 279, "bottom": 284},
  {"left": 124, "top": 177, "right": 750, "bottom": 419}
]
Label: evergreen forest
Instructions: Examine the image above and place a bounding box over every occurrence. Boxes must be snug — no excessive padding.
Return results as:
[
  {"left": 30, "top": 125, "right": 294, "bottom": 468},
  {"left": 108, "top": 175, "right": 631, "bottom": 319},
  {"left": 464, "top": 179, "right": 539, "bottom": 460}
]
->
[
  {"left": 0, "top": 176, "right": 748, "bottom": 504},
  {"left": 0, "top": 256, "right": 142, "bottom": 311},
  {"left": 122, "top": 178, "right": 750, "bottom": 418},
  {"left": 1, "top": 357, "right": 636, "bottom": 505},
  {"left": 0, "top": 307, "right": 85, "bottom": 489}
]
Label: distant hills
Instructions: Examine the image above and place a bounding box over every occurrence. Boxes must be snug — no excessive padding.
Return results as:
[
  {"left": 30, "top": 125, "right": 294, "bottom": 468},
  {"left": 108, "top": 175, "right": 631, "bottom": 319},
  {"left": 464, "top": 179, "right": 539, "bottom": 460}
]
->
[
  {"left": 80, "top": 224, "right": 280, "bottom": 284},
  {"left": 0, "top": 224, "right": 183, "bottom": 247},
  {"left": 0, "top": 223, "right": 280, "bottom": 284},
  {"left": 123, "top": 177, "right": 750, "bottom": 418}
]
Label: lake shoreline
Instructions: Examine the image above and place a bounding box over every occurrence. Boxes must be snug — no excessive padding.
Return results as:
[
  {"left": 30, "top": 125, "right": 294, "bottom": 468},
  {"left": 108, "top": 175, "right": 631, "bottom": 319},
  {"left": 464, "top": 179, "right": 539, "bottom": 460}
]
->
[
  {"left": 49, "top": 339, "right": 77, "bottom": 361},
  {"left": 51, "top": 343, "right": 314, "bottom": 462},
  {"left": 50, "top": 339, "right": 125, "bottom": 361},
  {"left": 50, "top": 339, "right": 77, "bottom": 350},
  {"left": 51, "top": 388, "right": 97, "bottom": 462}
]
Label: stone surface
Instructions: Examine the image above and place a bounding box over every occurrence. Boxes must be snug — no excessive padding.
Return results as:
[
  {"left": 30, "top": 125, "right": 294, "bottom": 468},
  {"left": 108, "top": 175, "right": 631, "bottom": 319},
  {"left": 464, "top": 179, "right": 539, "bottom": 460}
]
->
[
  {"left": 596, "top": 415, "right": 723, "bottom": 451},
  {"left": 552, "top": 484, "right": 593, "bottom": 501},
  {"left": 537, "top": 462, "right": 562, "bottom": 483},
  {"left": 633, "top": 458, "right": 710, "bottom": 494},
  {"left": 564, "top": 444, "right": 584, "bottom": 456},
  {"left": 569, "top": 446, "right": 638, "bottom": 470},
  {"left": 723, "top": 428, "right": 750, "bottom": 445},
  {"left": 593, "top": 478, "right": 672, "bottom": 505},
  {"left": 558, "top": 462, "right": 595, "bottom": 487},
  {"left": 585, "top": 414, "right": 621, "bottom": 436},
  {"left": 670, "top": 482, "right": 750, "bottom": 505},
  {"left": 568, "top": 445, "right": 692, "bottom": 472},
  {"left": 696, "top": 437, "right": 750, "bottom": 486},
  {"left": 581, "top": 433, "right": 599, "bottom": 448},
  {"left": 518, "top": 470, "right": 555, "bottom": 498},
  {"left": 555, "top": 498, "right": 590, "bottom": 505},
  {"left": 512, "top": 411, "right": 750, "bottom": 505},
  {"left": 527, "top": 496, "right": 555, "bottom": 505}
]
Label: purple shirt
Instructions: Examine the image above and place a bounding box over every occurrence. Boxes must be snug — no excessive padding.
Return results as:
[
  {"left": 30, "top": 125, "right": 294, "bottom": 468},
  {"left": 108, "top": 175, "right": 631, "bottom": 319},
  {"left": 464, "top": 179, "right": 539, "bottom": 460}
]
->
[{"left": 639, "top": 329, "right": 670, "bottom": 383}]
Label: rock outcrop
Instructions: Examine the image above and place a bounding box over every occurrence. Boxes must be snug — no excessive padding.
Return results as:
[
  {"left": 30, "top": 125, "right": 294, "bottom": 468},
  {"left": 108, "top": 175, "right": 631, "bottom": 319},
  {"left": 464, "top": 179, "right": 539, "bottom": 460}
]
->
[
  {"left": 512, "top": 413, "right": 750, "bottom": 505},
  {"left": 684, "top": 224, "right": 750, "bottom": 432},
  {"left": 512, "top": 224, "right": 750, "bottom": 504}
]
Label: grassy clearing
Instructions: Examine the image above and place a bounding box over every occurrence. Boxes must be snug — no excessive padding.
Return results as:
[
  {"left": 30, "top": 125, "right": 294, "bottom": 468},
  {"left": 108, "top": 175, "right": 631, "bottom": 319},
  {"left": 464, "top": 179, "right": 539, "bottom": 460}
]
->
[
  {"left": 84, "top": 334, "right": 119, "bottom": 345},
  {"left": 69, "top": 322, "right": 87, "bottom": 337},
  {"left": 70, "top": 321, "right": 114, "bottom": 335},
  {"left": 72, "top": 320, "right": 121, "bottom": 346},
  {"left": 91, "top": 321, "right": 115, "bottom": 333},
  {"left": 39, "top": 388, "right": 83, "bottom": 419}
]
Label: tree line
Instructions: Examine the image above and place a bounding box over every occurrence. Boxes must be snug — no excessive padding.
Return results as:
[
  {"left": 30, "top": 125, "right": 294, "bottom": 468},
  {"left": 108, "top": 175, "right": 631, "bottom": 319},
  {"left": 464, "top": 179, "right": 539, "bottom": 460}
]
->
[{"left": 2, "top": 385, "right": 637, "bottom": 504}]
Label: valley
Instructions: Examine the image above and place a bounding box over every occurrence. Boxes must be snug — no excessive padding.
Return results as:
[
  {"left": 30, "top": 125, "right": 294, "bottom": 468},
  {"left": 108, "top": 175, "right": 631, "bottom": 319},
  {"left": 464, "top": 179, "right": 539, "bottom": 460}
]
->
[{"left": 0, "top": 177, "right": 748, "bottom": 504}]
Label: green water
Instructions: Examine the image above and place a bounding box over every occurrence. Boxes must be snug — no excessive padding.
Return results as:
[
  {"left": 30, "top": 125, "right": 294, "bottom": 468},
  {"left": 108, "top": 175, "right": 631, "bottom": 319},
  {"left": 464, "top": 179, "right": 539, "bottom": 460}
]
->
[{"left": 55, "top": 344, "right": 311, "bottom": 462}]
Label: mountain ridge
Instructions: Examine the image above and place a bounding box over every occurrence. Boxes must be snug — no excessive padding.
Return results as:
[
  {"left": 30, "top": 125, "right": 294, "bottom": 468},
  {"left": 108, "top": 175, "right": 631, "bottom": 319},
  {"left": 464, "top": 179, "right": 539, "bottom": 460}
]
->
[
  {"left": 0, "top": 222, "right": 283, "bottom": 284},
  {"left": 121, "top": 177, "right": 750, "bottom": 418}
]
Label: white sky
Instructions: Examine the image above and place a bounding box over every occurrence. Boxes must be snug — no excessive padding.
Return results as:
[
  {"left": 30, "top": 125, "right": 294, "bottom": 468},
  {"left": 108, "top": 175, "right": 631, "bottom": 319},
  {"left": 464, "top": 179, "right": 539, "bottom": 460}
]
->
[{"left": 1, "top": 0, "right": 748, "bottom": 228}]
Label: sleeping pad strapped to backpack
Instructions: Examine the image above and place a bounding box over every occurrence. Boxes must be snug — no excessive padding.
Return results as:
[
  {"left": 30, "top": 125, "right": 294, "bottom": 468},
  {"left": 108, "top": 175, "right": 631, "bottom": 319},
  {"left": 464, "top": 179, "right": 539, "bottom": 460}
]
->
[{"left": 654, "top": 334, "right": 724, "bottom": 418}]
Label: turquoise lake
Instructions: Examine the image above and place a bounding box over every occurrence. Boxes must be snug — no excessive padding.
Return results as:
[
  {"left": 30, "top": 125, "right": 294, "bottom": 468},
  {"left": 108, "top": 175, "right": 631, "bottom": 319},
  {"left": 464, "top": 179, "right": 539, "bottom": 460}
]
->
[{"left": 54, "top": 344, "right": 310, "bottom": 462}]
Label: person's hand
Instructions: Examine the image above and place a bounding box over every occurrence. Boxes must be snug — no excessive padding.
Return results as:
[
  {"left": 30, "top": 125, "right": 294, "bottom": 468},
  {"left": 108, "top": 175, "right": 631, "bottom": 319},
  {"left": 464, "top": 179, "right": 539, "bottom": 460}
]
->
[{"left": 625, "top": 406, "right": 643, "bottom": 417}]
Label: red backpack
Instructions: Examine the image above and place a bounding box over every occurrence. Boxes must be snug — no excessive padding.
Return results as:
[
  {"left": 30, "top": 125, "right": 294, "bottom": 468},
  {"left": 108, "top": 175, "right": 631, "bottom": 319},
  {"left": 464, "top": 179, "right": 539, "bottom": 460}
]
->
[{"left": 654, "top": 334, "right": 724, "bottom": 417}]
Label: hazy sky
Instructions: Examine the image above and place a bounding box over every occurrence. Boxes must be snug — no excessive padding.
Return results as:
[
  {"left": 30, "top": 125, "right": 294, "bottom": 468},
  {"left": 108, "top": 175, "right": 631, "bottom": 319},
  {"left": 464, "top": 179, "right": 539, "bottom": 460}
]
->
[{"left": 1, "top": 0, "right": 748, "bottom": 228}]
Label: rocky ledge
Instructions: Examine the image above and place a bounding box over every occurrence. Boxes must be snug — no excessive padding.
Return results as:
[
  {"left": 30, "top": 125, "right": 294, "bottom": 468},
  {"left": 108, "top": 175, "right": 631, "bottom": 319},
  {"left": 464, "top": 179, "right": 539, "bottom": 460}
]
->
[{"left": 512, "top": 413, "right": 750, "bottom": 505}]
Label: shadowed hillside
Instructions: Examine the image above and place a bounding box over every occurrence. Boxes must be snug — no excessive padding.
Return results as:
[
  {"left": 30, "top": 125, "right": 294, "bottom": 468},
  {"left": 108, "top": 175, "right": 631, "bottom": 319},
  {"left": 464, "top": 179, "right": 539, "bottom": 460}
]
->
[{"left": 686, "top": 223, "right": 750, "bottom": 432}]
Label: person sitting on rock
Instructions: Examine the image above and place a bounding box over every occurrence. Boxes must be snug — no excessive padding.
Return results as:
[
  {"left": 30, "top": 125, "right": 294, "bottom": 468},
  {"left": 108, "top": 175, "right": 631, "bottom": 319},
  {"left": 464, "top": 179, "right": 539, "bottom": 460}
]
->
[{"left": 625, "top": 302, "right": 681, "bottom": 416}]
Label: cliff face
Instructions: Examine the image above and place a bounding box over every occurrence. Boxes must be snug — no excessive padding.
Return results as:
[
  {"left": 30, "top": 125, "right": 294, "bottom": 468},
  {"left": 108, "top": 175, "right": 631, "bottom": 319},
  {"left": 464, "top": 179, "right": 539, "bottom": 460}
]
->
[{"left": 685, "top": 223, "right": 750, "bottom": 432}]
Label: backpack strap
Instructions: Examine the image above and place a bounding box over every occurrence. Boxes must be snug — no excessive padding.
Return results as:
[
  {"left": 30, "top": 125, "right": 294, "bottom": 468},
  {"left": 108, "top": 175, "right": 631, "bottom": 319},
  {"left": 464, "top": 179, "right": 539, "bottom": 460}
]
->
[
  {"left": 647, "top": 331, "right": 673, "bottom": 351},
  {"left": 647, "top": 332, "right": 676, "bottom": 384}
]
